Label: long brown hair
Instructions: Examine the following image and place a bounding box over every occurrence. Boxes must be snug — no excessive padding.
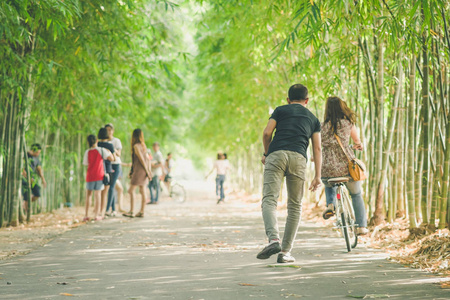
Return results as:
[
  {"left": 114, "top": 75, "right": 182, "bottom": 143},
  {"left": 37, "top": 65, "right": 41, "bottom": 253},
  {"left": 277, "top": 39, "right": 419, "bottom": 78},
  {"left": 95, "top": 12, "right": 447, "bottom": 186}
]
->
[
  {"left": 131, "top": 128, "right": 146, "bottom": 156},
  {"left": 323, "top": 96, "right": 356, "bottom": 134}
]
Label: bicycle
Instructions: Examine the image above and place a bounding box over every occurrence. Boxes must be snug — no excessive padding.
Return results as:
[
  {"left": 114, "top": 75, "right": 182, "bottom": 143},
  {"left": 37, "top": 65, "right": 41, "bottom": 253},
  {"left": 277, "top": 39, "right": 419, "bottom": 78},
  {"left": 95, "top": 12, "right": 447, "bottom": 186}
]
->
[
  {"left": 168, "top": 179, "right": 186, "bottom": 203},
  {"left": 328, "top": 176, "right": 358, "bottom": 252}
]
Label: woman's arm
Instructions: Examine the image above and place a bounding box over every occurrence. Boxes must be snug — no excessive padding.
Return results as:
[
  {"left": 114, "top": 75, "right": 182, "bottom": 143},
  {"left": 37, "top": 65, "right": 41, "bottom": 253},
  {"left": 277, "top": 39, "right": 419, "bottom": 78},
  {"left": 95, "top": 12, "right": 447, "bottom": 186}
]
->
[
  {"left": 205, "top": 163, "right": 215, "bottom": 179},
  {"left": 105, "top": 149, "right": 114, "bottom": 161},
  {"left": 134, "top": 145, "right": 152, "bottom": 178},
  {"left": 350, "top": 125, "right": 364, "bottom": 150}
]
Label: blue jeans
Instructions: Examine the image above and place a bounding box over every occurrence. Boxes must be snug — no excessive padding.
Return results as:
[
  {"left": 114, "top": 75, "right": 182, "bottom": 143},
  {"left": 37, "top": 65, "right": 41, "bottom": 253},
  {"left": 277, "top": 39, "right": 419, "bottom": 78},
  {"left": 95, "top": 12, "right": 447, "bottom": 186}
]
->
[
  {"left": 322, "top": 178, "right": 367, "bottom": 228},
  {"left": 106, "top": 164, "right": 121, "bottom": 212},
  {"left": 216, "top": 175, "right": 226, "bottom": 199},
  {"left": 149, "top": 175, "right": 160, "bottom": 203}
]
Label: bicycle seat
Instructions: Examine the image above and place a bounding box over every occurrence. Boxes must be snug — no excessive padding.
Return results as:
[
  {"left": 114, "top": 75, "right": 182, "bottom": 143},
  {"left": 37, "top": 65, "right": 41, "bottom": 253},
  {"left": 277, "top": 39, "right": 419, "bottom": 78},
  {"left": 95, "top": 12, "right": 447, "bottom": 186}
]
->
[{"left": 328, "top": 177, "right": 350, "bottom": 184}]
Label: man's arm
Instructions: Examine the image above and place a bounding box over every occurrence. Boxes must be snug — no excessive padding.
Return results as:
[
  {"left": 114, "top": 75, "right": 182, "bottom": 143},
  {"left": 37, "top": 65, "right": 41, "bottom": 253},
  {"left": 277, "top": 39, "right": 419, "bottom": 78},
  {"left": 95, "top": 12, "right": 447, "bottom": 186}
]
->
[
  {"left": 309, "top": 132, "right": 322, "bottom": 191},
  {"left": 261, "top": 119, "right": 277, "bottom": 165},
  {"left": 36, "top": 165, "right": 47, "bottom": 188},
  {"left": 152, "top": 154, "right": 163, "bottom": 168}
]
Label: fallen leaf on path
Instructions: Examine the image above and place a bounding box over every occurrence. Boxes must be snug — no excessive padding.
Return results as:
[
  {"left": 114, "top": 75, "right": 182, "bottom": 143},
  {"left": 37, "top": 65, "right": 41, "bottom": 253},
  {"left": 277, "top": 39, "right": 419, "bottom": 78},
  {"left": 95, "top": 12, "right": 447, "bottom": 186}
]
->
[
  {"left": 267, "top": 265, "right": 301, "bottom": 269},
  {"left": 314, "top": 254, "right": 322, "bottom": 257},
  {"left": 281, "top": 293, "right": 302, "bottom": 298},
  {"left": 168, "top": 232, "right": 177, "bottom": 235},
  {"left": 440, "top": 281, "right": 450, "bottom": 289},
  {"left": 363, "top": 294, "right": 390, "bottom": 299},
  {"left": 239, "top": 283, "right": 257, "bottom": 286},
  {"left": 57, "top": 282, "right": 68, "bottom": 285},
  {"left": 77, "top": 278, "right": 99, "bottom": 282},
  {"left": 60, "top": 293, "right": 74, "bottom": 296}
]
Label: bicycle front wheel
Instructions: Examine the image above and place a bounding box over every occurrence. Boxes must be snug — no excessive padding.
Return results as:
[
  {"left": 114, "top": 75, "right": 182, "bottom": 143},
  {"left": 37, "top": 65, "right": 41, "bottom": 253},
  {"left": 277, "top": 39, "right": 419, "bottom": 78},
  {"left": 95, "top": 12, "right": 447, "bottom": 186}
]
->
[
  {"left": 341, "top": 212, "right": 352, "bottom": 252},
  {"left": 170, "top": 183, "right": 186, "bottom": 203}
]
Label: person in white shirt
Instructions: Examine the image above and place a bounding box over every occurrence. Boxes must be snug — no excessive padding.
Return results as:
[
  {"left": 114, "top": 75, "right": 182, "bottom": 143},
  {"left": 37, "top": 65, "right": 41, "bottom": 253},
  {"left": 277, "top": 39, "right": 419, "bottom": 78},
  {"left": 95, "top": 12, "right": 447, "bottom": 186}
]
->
[
  {"left": 105, "top": 123, "right": 122, "bottom": 216},
  {"left": 149, "top": 142, "right": 164, "bottom": 204},
  {"left": 206, "top": 153, "right": 230, "bottom": 204}
]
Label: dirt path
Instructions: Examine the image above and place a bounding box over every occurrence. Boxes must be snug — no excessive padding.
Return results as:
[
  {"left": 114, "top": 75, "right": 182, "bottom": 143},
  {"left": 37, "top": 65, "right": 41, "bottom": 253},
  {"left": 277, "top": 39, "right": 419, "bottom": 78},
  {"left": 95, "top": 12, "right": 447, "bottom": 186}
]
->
[{"left": 0, "top": 181, "right": 448, "bottom": 299}]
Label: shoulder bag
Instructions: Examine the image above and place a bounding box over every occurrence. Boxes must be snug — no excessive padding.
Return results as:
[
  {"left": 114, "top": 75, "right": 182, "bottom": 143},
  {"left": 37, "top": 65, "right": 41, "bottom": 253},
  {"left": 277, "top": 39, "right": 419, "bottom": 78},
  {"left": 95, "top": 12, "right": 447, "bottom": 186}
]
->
[{"left": 334, "top": 134, "right": 367, "bottom": 181}]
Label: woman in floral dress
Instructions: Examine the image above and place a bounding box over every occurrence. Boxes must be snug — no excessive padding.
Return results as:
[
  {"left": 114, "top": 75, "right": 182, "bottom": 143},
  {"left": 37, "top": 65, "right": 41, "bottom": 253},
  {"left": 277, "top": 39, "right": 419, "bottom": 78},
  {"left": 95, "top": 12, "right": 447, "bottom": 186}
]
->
[{"left": 321, "top": 96, "right": 368, "bottom": 235}]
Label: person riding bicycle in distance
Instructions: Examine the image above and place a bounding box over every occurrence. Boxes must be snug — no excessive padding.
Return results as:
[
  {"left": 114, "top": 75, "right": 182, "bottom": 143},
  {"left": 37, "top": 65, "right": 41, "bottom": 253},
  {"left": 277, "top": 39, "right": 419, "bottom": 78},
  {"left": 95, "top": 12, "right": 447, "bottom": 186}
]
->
[{"left": 321, "top": 96, "right": 369, "bottom": 235}]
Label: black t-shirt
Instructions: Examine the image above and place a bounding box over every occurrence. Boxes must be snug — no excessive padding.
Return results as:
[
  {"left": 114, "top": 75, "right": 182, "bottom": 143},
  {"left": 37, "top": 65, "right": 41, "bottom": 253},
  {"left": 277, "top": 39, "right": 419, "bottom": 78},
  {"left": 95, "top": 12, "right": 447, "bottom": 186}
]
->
[
  {"left": 27, "top": 153, "right": 41, "bottom": 173},
  {"left": 267, "top": 104, "right": 321, "bottom": 159},
  {"left": 98, "top": 142, "right": 115, "bottom": 173}
]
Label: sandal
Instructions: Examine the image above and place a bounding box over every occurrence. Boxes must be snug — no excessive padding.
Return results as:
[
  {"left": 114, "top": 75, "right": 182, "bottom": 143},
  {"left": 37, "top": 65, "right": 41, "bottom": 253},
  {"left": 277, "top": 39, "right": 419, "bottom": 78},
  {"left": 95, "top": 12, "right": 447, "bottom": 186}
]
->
[
  {"left": 322, "top": 204, "right": 335, "bottom": 220},
  {"left": 82, "top": 217, "right": 90, "bottom": 222},
  {"left": 135, "top": 212, "right": 144, "bottom": 218},
  {"left": 123, "top": 212, "right": 134, "bottom": 218}
]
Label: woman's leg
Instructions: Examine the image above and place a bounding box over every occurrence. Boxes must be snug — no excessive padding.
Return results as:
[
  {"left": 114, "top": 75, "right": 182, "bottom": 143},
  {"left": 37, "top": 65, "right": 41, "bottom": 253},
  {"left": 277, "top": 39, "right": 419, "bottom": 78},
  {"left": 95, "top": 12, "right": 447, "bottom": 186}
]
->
[
  {"left": 128, "top": 185, "right": 136, "bottom": 213},
  {"left": 85, "top": 190, "right": 93, "bottom": 218},
  {"left": 101, "top": 185, "right": 110, "bottom": 217},
  {"left": 220, "top": 175, "right": 225, "bottom": 199},
  {"left": 138, "top": 185, "right": 146, "bottom": 214},
  {"left": 324, "top": 185, "right": 337, "bottom": 207},
  {"left": 116, "top": 180, "right": 124, "bottom": 212},
  {"left": 345, "top": 181, "right": 367, "bottom": 227},
  {"left": 93, "top": 190, "right": 101, "bottom": 218},
  {"left": 215, "top": 176, "right": 220, "bottom": 198},
  {"left": 107, "top": 166, "right": 120, "bottom": 212}
]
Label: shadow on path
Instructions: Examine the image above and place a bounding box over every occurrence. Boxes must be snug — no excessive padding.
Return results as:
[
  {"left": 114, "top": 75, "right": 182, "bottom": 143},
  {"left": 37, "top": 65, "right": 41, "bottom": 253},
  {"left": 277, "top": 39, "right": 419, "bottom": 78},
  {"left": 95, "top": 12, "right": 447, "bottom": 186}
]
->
[{"left": 0, "top": 181, "right": 448, "bottom": 299}]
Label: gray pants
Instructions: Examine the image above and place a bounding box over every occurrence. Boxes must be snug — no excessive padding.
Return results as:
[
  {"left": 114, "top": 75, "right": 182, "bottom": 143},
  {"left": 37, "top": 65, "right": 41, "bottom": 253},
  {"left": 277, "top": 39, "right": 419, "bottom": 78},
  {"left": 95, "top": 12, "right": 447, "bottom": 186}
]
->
[{"left": 262, "top": 150, "right": 306, "bottom": 253}]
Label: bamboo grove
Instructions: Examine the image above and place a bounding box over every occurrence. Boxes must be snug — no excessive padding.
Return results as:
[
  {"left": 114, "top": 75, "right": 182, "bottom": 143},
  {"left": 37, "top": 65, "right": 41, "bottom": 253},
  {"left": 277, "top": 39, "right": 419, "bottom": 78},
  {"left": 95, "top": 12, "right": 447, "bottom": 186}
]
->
[
  {"left": 0, "top": 0, "right": 188, "bottom": 226},
  {"left": 1, "top": 0, "right": 450, "bottom": 235},
  {"left": 190, "top": 0, "right": 450, "bottom": 233}
]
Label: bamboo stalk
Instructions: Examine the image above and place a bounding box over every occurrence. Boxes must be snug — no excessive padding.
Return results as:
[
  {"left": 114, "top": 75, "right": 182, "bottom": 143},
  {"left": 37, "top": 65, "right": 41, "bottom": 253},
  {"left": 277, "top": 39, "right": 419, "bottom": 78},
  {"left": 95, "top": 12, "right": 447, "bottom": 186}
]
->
[
  {"left": 372, "top": 60, "right": 403, "bottom": 225},
  {"left": 420, "top": 12, "right": 430, "bottom": 225},
  {"left": 407, "top": 57, "right": 418, "bottom": 228}
]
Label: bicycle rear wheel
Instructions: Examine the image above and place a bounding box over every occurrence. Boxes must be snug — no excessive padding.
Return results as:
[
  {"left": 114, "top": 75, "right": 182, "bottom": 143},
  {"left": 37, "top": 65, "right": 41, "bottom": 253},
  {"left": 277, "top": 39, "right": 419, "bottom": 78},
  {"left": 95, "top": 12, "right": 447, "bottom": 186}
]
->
[
  {"left": 347, "top": 214, "right": 358, "bottom": 249},
  {"left": 341, "top": 212, "right": 352, "bottom": 252},
  {"left": 170, "top": 183, "right": 186, "bottom": 203}
]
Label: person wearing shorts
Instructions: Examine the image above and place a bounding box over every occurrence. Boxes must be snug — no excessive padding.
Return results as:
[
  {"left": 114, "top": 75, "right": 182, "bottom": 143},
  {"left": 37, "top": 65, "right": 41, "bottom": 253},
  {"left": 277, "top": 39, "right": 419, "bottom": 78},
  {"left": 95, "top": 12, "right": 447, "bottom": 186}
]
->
[
  {"left": 22, "top": 143, "right": 47, "bottom": 213},
  {"left": 83, "top": 135, "right": 113, "bottom": 221},
  {"left": 163, "top": 152, "right": 173, "bottom": 191}
]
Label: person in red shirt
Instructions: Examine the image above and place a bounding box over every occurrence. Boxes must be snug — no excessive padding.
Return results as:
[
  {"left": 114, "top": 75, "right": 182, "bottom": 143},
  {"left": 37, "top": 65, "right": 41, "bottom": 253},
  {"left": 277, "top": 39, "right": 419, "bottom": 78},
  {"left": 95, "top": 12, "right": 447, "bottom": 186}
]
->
[{"left": 82, "top": 135, "right": 114, "bottom": 221}]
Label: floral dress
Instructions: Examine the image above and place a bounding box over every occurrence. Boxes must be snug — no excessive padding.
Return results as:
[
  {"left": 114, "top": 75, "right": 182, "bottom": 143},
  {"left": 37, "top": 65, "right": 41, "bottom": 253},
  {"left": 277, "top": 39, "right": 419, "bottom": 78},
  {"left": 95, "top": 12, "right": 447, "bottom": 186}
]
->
[{"left": 321, "top": 119, "right": 356, "bottom": 178}]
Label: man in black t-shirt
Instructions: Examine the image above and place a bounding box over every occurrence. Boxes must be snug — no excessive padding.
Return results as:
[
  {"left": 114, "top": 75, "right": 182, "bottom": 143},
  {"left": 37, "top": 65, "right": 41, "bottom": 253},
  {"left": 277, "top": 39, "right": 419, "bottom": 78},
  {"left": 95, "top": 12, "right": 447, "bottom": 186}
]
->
[{"left": 257, "top": 84, "right": 322, "bottom": 263}]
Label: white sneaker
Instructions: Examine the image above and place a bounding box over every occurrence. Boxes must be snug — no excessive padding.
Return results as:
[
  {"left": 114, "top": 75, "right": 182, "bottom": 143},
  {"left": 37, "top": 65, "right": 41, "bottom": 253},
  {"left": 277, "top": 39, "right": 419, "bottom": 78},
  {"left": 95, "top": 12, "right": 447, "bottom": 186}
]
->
[{"left": 277, "top": 252, "right": 295, "bottom": 263}]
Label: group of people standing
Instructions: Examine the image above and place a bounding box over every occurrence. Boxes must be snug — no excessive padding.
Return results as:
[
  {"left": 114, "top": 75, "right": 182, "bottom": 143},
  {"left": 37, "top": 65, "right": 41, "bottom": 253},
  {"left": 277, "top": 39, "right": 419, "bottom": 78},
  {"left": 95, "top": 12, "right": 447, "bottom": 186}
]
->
[
  {"left": 82, "top": 124, "right": 123, "bottom": 221},
  {"left": 83, "top": 126, "right": 172, "bottom": 221},
  {"left": 257, "top": 84, "right": 368, "bottom": 264}
]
